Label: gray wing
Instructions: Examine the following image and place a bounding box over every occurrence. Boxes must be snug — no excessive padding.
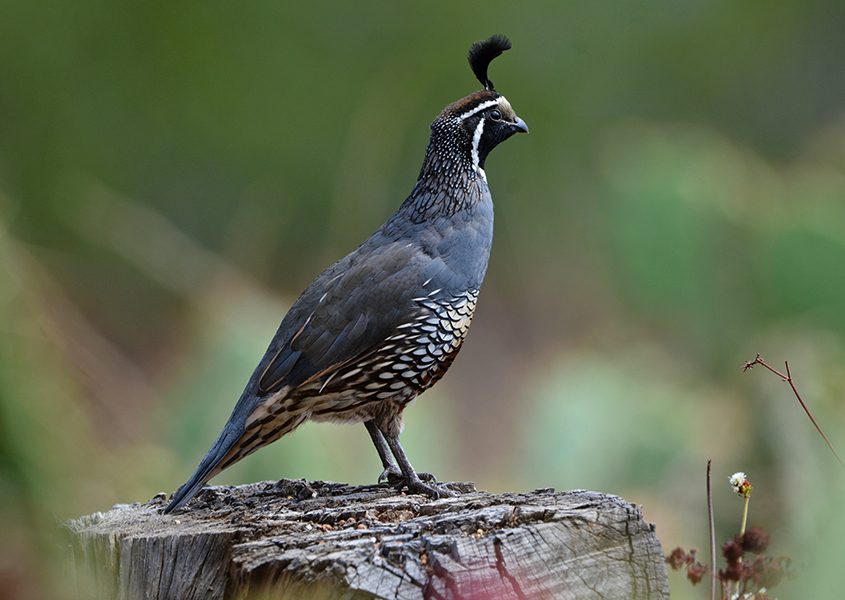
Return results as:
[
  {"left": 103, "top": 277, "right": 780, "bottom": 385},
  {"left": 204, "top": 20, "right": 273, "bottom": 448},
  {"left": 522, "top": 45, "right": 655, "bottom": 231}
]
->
[{"left": 253, "top": 238, "right": 449, "bottom": 395}]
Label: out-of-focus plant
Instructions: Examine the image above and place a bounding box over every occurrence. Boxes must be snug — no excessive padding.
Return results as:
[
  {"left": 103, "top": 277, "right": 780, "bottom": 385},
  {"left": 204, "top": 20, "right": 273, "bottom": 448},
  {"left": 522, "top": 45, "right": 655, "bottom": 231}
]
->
[{"left": 667, "top": 470, "right": 794, "bottom": 600}]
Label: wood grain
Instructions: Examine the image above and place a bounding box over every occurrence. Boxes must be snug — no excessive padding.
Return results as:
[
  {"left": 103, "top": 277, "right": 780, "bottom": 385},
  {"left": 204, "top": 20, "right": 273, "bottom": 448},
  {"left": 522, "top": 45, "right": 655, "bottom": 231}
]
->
[{"left": 67, "top": 480, "right": 669, "bottom": 599}]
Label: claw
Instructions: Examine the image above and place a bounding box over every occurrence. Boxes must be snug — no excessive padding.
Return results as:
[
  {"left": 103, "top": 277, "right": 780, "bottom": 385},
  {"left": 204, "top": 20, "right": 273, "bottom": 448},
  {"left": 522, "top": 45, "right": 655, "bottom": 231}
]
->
[
  {"left": 386, "top": 474, "right": 455, "bottom": 498},
  {"left": 380, "top": 467, "right": 435, "bottom": 483},
  {"left": 405, "top": 477, "right": 456, "bottom": 499},
  {"left": 378, "top": 467, "right": 402, "bottom": 484}
]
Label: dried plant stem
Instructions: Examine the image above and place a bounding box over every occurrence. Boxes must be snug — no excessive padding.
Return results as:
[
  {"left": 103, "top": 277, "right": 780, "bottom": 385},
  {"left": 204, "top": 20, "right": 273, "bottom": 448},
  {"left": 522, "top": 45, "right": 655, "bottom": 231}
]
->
[
  {"left": 706, "top": 460, "right": 716, "bottom": 600},
  {"left": 735, "top": 494, "right": 751, "bottom": 599},
  {"left": 743, "top": 354, "right": 844, "bottom": 468}
]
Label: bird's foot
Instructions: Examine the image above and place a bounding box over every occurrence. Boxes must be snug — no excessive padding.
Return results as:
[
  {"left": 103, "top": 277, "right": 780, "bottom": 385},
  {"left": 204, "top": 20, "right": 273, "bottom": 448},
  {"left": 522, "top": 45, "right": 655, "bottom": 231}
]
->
[
  {"left": 378, "top": 467, "right": 435, "bottom": 485},
  {"left": 378, "top": 466, "right": 400, "bottom": 484},
  {"left": 394, "top": 475, "right": 456, "bottom": 499}
]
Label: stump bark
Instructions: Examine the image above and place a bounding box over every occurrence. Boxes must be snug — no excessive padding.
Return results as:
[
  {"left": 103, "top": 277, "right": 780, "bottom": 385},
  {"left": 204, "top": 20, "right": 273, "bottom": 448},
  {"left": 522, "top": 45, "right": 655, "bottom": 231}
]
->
[{"left": 66, "top": 479, "right": 669, "bottom": 599}]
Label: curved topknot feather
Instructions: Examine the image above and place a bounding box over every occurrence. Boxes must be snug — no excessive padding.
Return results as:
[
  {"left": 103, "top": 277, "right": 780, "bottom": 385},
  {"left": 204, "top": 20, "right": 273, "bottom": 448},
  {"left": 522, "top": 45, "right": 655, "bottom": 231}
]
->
[{"left": 468, "top": 34, "right": 512, "bottom": 90}]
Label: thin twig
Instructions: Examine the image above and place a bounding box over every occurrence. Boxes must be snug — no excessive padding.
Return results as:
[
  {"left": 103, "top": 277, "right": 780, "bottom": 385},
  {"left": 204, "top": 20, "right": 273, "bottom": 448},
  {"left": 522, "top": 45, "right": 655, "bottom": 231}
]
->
[
  {"left": 744, "top": 354, "right": 844, "bottom": 468},
  {"left": 706, "top": 460, "right": 716, "bottom": 600}
]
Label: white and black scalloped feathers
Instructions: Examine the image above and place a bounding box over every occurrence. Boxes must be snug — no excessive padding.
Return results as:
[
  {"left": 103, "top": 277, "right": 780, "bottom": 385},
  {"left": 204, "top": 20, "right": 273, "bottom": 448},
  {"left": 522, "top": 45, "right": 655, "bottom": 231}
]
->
[{"left": 468, "top": 34, "right": 512, "bottom": 90}]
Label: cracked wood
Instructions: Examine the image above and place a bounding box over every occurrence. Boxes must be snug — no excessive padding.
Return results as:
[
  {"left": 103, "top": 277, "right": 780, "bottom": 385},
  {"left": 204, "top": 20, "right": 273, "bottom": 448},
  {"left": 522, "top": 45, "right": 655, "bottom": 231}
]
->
[{"left": 67, "top": 480, "right": 669, "bottom": 599}]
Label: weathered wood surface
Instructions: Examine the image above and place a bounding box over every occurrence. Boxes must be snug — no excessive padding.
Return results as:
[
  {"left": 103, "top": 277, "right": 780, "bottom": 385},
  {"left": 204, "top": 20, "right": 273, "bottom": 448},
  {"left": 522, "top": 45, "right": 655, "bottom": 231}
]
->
[{"left": 67, "top": 479, "right": 669, "bottom": 600}]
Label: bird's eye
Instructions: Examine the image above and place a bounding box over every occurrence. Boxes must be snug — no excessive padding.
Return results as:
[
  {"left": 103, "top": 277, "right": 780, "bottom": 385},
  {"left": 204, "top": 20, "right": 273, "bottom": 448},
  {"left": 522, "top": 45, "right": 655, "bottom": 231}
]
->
[{"left": 489, "top": 109, "right": 502, "bottom": 121}]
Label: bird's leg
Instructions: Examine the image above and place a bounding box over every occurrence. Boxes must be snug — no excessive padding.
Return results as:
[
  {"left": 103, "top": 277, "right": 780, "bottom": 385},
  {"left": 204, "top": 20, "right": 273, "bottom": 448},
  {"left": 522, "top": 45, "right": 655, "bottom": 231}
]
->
[
  {"left": 365, "top": 421, "right": 436, "bottom": 484},
  {"left": 365, "top": 420, "right": 402, "bottom": 483},
  {"left": 380, "top": 428, "right": 454, "bottom": 498}
]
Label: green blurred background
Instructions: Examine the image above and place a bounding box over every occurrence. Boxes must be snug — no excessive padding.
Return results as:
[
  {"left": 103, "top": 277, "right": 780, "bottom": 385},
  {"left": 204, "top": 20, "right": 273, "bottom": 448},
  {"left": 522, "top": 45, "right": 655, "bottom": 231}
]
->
[{"left": 2, "top": 1, "right": 844, "bottom": 598}]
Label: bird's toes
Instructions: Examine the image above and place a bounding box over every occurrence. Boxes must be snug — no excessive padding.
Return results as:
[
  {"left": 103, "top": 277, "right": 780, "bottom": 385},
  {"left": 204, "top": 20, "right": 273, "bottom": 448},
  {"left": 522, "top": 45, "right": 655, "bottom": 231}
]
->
[
  {"left": 378, "top": 467, "right": 403, "bottom": 485},
  {"left": 379, "top": 468, "right": 451, "bottom": 498},
  {"left": 382, "top": 469, "right": 436, "bottom": 484},
  {"left": 405, "top": 478, "right": 456, "bottom": 499}
]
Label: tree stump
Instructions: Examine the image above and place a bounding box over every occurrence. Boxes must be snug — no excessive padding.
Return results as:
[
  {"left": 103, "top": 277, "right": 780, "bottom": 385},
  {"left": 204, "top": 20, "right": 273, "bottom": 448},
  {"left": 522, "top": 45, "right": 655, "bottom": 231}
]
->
[{"left": 66, "top": 480, "right": 669, "bottom": 599}]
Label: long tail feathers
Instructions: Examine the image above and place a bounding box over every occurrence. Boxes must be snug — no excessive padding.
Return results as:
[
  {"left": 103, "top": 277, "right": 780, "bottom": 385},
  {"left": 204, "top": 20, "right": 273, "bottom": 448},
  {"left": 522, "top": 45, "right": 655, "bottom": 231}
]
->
[{"left": 163, "top": 424, "right": 242, "bottom": 514}]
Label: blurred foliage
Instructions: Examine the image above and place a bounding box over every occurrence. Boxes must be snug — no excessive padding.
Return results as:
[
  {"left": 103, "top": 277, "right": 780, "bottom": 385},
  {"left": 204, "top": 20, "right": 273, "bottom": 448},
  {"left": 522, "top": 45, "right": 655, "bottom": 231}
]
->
[{"left": 1, "top": 1, "right": 845, "bottom": 598}]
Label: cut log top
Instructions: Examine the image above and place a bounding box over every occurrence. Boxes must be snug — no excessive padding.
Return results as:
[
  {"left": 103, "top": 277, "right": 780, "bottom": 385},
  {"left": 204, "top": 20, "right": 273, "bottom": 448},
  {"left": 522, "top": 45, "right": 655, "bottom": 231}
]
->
[{"left": 67, "top": 480, "right": 669, "bottom": 600}]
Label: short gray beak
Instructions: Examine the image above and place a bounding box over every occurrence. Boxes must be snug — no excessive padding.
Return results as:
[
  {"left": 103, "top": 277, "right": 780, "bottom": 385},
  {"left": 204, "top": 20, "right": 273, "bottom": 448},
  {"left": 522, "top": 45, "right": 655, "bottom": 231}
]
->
[{"left": 512, "top": 116, "right": 529, "bottom": 134}]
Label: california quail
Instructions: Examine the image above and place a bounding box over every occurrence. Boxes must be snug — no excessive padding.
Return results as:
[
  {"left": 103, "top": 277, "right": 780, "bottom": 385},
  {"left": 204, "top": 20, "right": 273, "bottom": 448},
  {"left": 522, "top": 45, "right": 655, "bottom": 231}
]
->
[{"left": 164, "top": 35, "right": 527, "bottom": 513}]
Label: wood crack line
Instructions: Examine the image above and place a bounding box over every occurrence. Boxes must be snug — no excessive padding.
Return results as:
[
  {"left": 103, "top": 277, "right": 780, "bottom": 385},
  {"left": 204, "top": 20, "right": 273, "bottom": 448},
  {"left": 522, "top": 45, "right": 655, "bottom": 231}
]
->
[{"left": 493, "top": 536, "right": 526, "bottom": 600}]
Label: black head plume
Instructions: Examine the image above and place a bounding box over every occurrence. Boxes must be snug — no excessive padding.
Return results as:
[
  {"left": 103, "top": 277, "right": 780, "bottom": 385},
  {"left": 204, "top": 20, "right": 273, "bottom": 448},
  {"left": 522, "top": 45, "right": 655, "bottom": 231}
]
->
[{"left": 468, "top": 34, "right": 512, "bottom": 91}]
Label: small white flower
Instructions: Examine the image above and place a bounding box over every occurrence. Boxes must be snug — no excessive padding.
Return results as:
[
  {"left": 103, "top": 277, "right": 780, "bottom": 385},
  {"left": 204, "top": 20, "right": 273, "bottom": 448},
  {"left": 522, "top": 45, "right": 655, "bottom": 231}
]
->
[
  {"left": 729, "top": 471, "right": 753, "bottom": 498},
  {"left": 729, "top": 472, "right": 746, "bottom": 488}
]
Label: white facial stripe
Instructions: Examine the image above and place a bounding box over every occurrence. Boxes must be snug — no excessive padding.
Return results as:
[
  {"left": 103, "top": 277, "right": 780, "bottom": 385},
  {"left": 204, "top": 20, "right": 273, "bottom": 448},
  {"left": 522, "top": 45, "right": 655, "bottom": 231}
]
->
[
  {"left": 471, "top": 118, "right": 486, "bottom": 181},
  {"left": 458, "top": 99, "right": 500, "bottom": 121}
]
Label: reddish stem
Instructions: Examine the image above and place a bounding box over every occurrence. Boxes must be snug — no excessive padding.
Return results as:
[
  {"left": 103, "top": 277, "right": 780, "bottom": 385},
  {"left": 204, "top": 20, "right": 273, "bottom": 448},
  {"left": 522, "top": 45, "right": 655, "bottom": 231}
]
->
[{"left": 744, "top": 354, "right": 844, "bottom": 468}]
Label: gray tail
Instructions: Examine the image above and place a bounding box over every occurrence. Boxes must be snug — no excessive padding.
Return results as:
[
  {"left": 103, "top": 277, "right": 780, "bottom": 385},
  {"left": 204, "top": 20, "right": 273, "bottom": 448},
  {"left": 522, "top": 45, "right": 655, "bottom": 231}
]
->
[{"left": 163, "top": 423, "right": 243, "bottom": 514}]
